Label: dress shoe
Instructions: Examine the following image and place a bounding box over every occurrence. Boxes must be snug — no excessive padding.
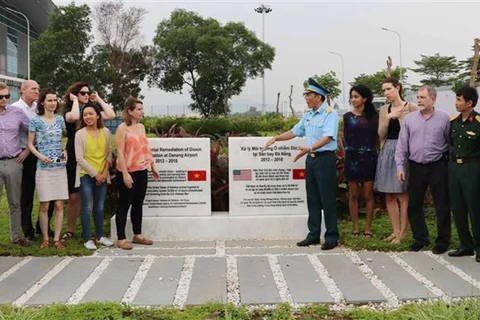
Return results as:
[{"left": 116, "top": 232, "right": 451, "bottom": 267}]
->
[
  {"left": 476, "top": 253, "right": 480, "bottom": 263},
  {"left": 321, "top": 241, "right": 338, "bottom": 250},
  {"left": 13, "top": 238, "right": 31, "bottom": 247},
  {"left": 296, "top": 238, "right": 320, "bottom": 247},
  {"left": 432, "top": 245, "right": 448, "bottom": 255},
  {"left": 132, "top": 235, "right": 153, "bottom": 245},
  {"left": 409, "top": 242, "right": 427, "bottom": 252},
  {"left": 117, "top": 240, "right": 133, "bottom": 250},
  {"left": 26, "top": 235, "right": 35, "bottom": 242},
  {"left": 448, "top": 248, "right": 474, "bottom": 257}
]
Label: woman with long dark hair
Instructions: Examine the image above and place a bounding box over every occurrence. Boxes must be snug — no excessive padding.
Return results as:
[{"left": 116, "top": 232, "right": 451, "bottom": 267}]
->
[
  {"left": 343, "top": 84, "right": 379, "bottom": 237},
  {"left": 28, "top": 88, "right": 68, "bottom": 249},
  {"left": 60, "top": 82, "right": 115, "bottom": 243},
  {"left": 75, "top": 102, "right": 115, "bottom": 250},
  {"left": 374, "top": 77, "right": 417, "bottom": 244}
]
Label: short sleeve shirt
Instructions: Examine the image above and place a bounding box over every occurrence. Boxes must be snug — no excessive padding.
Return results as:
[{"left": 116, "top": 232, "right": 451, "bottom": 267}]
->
[{"left": 29, "top": 115, "right": 66, "bottom": 170}]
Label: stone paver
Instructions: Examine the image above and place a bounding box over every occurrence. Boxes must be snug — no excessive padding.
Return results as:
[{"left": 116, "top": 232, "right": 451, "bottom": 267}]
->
[
  {"left": 81, "top": 258, "right": 143, "bottom": 303},
  {"left": 237, "top": 256, "right": 281, "bottom": 304},
  {"left": 186, "top": 257, "right": 227, "bottom": 305},
  {"left": 133, "top": 258, "right": 184, "bottom": 305},
  {"left": 96, "top": 248, "right": 215, "bottom": 257},
  {"left": 401, "top": 252, "right": 480, "bottom": 298},
  {"left": 359, "top": 253, "right": 437, "bottom": 301},
  {"left": 0, "top": 257, "right": 61, "bottom": 304},
  {"left": 1, "top": 244, "right": 480, "bottom": 307},
  {"left": 320, "top": 255, "right": 386, "bottom": 303},
  {"left": 27, "top": 258, "right": 103, "bottom": 305},
  {"left": 278, "top": 255, "right": 334, "bottom": 304},
  {"left": 443, "top": 254, "right": 480, "bottom": 283},
  {"left": 0, "top": 257, "right": 22, "bottom": 274}
]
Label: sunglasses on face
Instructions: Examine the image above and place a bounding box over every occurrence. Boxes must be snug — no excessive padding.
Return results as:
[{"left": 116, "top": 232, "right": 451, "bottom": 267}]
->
[
  {"left": 0, "top": 94, "right": 10, "bottom": 100},
  {"left": 78, "top": 91, "right": 91, "bottom": 96}
]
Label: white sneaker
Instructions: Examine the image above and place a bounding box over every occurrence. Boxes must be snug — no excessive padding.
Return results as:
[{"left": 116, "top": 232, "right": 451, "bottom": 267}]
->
[
  {"left": 84, "top": 240, "right": 97, "bottom": 250},
  {"left": 97, "top": 237, "right": 114, "bottom": 247}
]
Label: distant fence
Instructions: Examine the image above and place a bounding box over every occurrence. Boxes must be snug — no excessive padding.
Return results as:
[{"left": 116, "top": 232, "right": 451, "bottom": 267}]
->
[{"left": 105, "top": 119, "right": 122, "bottom": 134}]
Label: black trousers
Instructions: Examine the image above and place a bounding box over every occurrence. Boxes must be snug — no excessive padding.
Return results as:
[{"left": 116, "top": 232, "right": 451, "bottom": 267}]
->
[
  {"left": 407, "top": 160, "right": 451, "bottom": 248},
  {"left": 21, "top": 152, "right": 54, "bottom": 237},
  {"left": 115, "top": 170, "right": 148, "bottom": 240}
]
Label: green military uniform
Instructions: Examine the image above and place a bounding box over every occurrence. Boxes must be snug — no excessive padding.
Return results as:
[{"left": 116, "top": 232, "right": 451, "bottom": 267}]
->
[{"left": 449, "top": 111, "right": 480, "bottom": 254}]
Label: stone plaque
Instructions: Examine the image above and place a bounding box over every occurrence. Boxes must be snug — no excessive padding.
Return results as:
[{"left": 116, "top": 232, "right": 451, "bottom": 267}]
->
[
  {"left": 229, "top": 137, "right": 307, "bottom": 215},
  {"left": 143, "top": 138, "right": 211, "bottom": 216}
]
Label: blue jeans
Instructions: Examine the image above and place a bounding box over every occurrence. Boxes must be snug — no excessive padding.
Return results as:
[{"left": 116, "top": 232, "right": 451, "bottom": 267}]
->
[{"left": 80, "top": 175, "right": 107, "bottom": 242}]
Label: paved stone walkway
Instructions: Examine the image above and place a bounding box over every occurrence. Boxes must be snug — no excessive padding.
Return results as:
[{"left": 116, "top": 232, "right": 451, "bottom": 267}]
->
[{"left": 1, "top": 240, "right": 480, "bottom": 308}]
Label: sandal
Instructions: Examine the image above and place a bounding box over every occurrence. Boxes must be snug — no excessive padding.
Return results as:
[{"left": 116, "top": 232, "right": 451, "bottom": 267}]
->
[
  {"left": 363, "top": 232, "right": 373, "bottom": 238},
  {"left": 60, "top": 231, "right": 74, "bottom": 243},
  {"left": 352, "top": 231, "right": 360, "bottom": 237},
  {"left": 384, "top": 234, "right": 397, "bottom": 242},
  {"left": 54, "top": 241, "right": 65, "bottom": 250},
  {"left": 40, "top": 239, "right": 49, "bottom": 249}
]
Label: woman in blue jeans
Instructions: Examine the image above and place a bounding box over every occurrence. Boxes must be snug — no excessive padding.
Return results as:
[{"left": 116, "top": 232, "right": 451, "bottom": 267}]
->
[{"left": 75, "top": 102, "right": 114, "bottom": 249}]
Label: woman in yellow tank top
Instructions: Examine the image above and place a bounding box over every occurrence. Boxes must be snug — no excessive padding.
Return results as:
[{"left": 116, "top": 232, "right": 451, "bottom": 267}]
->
[
  {"left": 115, "top": 98, "right": 160, "bottom": 250},
  {"left": 75, "top": 102, "right": 115, "bottom": 250}
]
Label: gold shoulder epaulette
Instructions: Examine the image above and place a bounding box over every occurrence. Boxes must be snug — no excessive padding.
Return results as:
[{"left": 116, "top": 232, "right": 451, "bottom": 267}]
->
[
  {"left": 476, "top": 115, "right": 480, "bottom": 123},
  {"left": 325, "top": 106, "right": 332, "bottom": 113},
  {"left": 451, "top": 114, "right": 459, "bottom": 121}
]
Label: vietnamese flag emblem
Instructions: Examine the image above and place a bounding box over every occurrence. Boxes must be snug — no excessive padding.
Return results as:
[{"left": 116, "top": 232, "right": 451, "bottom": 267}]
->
[
  {"left": 187, "top": 170, "right": 207, "bottom": 181},
  {"left": 292, "top": 169, "right": 306, "bottom": 180}
]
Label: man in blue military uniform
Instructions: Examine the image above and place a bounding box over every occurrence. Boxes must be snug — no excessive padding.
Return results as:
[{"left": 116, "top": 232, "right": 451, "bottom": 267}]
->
[
  {"left": 448, "top": 86, "right": 480, "bottom": 262},
  {"left": 263, "top": 78, "right": 339, "bottom": 249}
]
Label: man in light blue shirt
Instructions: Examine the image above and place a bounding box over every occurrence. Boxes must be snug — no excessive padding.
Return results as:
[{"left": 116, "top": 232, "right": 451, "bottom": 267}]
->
[{"left": 263, "top": 78, "right": 339, "bottom": 249}]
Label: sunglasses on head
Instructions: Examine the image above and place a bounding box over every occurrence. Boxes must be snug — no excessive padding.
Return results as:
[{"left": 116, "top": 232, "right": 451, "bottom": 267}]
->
[
  {"left": 78, "top": 91, "right": 91, "bottom": 96},
  {"left": 0, "top": 94, "right": 10, "bottom": 100}
]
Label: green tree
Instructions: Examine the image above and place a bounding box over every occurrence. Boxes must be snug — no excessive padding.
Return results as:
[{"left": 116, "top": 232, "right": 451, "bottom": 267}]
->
[
  {"left": 451, "top": 56, "right": 480, "bottom": 92},
  {"left": 410, "top": 53, "right": 459, "bottom": 87},
  {"left": 93, "top": 1, "right": 151, "bottom": 110},
  {"left": 351, "top": 67, "right": 406, "bottom": 96},
  {"left": 148, "top": 9, "right": 275, "bottom": 118},
  {"left": 303, "top": 71, "right": 341, "bottom": 106},
  {"left": 31, "top": 4, "right": 104, "bottom": 96}
]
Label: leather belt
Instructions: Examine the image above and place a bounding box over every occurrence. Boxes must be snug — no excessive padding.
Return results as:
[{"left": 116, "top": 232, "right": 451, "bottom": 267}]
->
[{"left": 451, "top": 157, "right": 480, "bottom": 164}]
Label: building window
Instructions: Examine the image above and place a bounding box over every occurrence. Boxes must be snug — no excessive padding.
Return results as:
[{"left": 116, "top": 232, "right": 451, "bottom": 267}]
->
[{"left": 7, "top": 28, "right": 18, "bottom": 77}]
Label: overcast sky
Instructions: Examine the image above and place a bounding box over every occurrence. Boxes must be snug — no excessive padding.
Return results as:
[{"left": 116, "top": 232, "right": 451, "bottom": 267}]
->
[{"left": 53, "top": 1, "right": 480, "bottom": 115}]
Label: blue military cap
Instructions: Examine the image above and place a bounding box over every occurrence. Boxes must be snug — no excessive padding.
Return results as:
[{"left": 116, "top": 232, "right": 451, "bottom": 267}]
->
[{"left": 303, "top": 78, "right": 330, "bottom": 97}]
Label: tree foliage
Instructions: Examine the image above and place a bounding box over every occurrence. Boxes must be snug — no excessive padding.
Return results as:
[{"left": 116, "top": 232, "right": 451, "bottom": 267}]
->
[
  {"left": 93, "top": 1, "right": 150, "bottom": 109},
  {"left": 303, "top": 72, "right": 341, "bottom": 106},
  {"left": 351, "top": 67, "right": 405, "bottom": 96},
  {"left": 148, "top": 9, "right": 276, "bottom": 118},
  {"left": 410, "top": 53, "right": 459, "bottom": 87},
  {"left": 31, "top": 4, "right": 104, "bottom": 96}
]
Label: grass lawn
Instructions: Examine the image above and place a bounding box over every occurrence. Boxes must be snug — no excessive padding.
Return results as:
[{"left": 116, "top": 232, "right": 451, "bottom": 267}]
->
[
  {"left": 0, "top": 187, "right": 459, "bottom": 256},
  {"left": 1, "top": 299, "right": 480, "bottom": 319},
  {"left": 0, "top": 190, "right": 110, "bottom": 256}
]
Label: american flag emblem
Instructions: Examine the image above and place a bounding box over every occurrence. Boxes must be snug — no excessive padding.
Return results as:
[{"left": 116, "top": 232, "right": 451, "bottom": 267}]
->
[{"left": 233, "top": 169, "right": 252, "bottom": 181}]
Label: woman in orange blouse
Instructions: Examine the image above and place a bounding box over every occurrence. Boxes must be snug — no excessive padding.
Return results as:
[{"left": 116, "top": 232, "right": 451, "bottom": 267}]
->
[{"left": 115, "top": 98, "right": 159, "bottom": 250}]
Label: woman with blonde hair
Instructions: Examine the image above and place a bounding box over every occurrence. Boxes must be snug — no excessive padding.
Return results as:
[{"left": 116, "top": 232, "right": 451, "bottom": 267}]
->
[
  {"left": 115, "top": 98, "right": 159, "bottom": 250},
  {"left": 374, "top": 77, "right": 417, "bottom": 244}
]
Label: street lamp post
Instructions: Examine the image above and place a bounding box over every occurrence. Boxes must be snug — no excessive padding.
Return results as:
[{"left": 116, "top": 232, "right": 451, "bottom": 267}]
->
[
  {"left": 6, "top": 7, "right": 30, "bottom": 80},
  {"left": 254, "top": 4, "right": 272, "bottom": 115},
  {"left": 381, "top": 27, "right": 402, "bottom": 81},
  {"left": 329, "top": 51, "right": 345, "bottom": 109}
]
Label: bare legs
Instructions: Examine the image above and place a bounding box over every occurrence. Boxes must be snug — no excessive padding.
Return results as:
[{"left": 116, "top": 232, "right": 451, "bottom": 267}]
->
[
  {"left": 348, "top": 181, "right": 375, "bottom": 236},
  {"left": 384, "top": 192, "right": 409, "bottom": 243},
  {"left": 39, "top": 200, "right": 64, "bottom": 248}
]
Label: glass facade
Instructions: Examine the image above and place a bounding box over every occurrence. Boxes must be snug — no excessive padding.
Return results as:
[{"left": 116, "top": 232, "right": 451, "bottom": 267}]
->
[{"left": 7, "top": 28, "right": 18, "bottom": 77}]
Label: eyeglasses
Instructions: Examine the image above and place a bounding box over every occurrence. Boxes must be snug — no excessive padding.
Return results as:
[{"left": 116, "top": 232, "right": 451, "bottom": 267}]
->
[
  {"left": 0, "top": 94, "right": 10, "bottom": 100},
  {"left": 78, "top": 91, "right": 91, "bottom": 96}
]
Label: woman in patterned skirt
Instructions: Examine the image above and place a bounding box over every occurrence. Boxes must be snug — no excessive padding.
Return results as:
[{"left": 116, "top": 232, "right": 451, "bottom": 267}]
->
[
  {"left": 343, "top": 84, "right": 378, "bottom": 237},
  {"left": 374, "top": 77, "right": 417, "bottom": 244}
]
